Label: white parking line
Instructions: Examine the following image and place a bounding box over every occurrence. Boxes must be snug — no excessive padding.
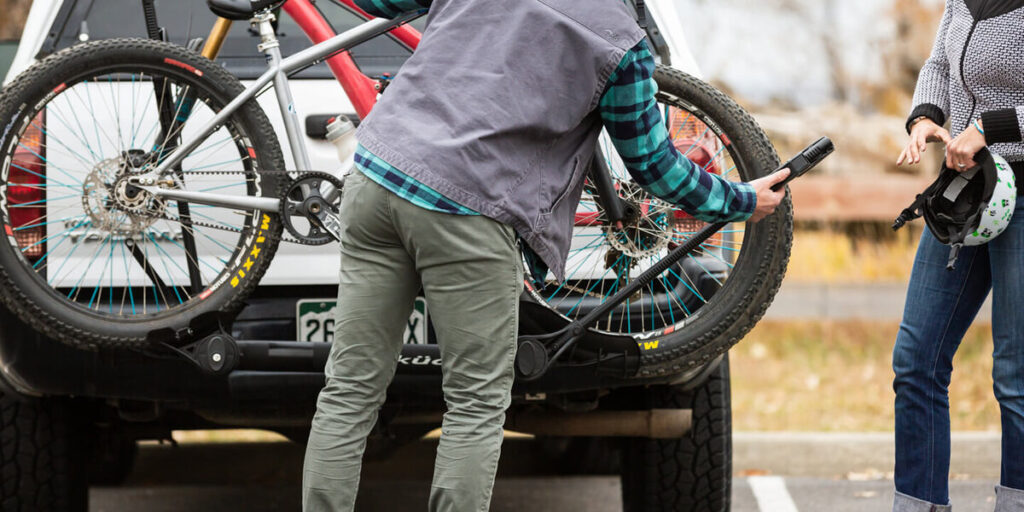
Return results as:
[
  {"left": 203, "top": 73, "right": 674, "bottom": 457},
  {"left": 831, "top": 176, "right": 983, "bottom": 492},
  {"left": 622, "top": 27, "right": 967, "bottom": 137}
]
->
[{"left": 748, "top": 476, "right": 800, "bottom": 512}]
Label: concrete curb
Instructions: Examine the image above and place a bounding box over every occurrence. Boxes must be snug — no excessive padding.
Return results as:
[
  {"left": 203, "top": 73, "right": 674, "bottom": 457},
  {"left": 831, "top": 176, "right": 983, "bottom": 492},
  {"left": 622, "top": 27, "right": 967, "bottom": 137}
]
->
[{"left": 733, "top": 431, "right": 1001, "bottom": 479}]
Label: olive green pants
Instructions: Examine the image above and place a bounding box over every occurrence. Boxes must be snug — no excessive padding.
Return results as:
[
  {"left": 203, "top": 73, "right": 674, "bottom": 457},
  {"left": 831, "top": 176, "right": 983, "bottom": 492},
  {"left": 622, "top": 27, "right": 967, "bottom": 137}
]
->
[{"left": 302, "top": 171, "right": 523, "bottom": 512}]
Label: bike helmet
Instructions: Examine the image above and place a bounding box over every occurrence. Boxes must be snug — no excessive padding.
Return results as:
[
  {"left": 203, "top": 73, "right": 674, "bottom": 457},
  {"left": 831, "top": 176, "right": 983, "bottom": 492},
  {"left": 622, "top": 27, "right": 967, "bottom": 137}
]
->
[{"left": 893, "top": 148, "right": 1016, "bottom": 270}]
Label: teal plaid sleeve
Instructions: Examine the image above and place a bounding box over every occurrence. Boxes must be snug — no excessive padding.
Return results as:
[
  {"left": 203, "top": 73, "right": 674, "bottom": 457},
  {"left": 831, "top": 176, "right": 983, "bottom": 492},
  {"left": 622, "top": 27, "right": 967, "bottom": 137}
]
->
[
  {"left": 352, "top": 0, "right": 431, "bottom": 18},
  {"left": 600, "top": 42, "right": 757, "bottom": 223}
]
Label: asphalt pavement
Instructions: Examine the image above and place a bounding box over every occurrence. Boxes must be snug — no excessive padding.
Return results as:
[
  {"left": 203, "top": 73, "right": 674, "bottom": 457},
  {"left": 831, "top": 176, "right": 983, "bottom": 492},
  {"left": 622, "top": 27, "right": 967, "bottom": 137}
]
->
[
  {"left": 765, "top": 282, "right": 993, "bottom": 321},
  {"left": 89, "top": 433, "right": 1004, "bottom": 511}
]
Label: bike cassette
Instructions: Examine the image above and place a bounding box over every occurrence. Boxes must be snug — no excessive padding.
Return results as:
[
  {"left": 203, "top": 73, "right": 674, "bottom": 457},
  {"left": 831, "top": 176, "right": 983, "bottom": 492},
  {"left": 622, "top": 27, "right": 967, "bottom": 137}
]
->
[{"left": 281, "top": 172, "right": 346, "bottom": 245}]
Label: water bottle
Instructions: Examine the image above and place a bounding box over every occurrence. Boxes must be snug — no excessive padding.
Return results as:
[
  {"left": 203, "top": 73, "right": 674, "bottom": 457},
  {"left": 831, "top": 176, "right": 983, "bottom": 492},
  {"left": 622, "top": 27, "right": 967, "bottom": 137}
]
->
[{"left": 325, "top": 116, "right": 357, "bottom": 164}]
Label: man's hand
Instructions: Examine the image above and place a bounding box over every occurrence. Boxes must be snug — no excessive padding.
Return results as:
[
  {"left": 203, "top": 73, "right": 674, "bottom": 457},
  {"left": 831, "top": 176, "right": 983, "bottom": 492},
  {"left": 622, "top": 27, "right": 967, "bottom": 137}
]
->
[
  {"left": 747, "top": 168, "right": 791, "bottom": 223},
  {"left": 897, "top": 118, "right": 952, "bottom": 166},
  {"left": 945, "top": 120, "right": 986, "bottom": 171}
]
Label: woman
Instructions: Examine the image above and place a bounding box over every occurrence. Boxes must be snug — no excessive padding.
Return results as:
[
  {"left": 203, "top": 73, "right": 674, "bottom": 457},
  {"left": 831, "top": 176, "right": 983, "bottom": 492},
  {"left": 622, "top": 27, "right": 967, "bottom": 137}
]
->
[{"left": 894, "top": 1, "right": 1024, "bottom": 511}]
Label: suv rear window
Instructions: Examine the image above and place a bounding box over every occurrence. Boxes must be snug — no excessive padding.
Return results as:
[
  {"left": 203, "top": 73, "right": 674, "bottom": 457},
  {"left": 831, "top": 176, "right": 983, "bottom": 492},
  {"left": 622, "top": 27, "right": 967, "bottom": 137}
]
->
[{"left": 46, "top": 0, "right": 418, "bottom": 79}]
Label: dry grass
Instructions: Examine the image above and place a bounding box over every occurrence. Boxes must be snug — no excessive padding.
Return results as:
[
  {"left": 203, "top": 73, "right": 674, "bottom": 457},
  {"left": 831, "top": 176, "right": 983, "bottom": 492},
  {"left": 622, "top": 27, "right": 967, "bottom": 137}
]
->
[
  {"left": 785, "top": 228, "right": 920, "bottom": 283},
  {"left": 731, "top": 320, "right": 1000, "bottom": 432}
]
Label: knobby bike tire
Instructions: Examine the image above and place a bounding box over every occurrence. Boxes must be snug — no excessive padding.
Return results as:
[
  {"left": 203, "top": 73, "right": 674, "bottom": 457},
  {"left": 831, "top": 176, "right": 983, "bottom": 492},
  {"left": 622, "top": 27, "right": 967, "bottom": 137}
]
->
[
  {"left": 523, "top": 65, "right": 793, "bottom": 378},
  {"left": 0, "top": 39, "right": 285, "bottom": 349}
]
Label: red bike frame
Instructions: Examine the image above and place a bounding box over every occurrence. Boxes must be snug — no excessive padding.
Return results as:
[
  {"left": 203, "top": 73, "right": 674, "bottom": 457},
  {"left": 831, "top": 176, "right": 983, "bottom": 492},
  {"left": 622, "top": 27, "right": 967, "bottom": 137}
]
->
[{"left": 281, "top": 0, "right": 423, "bottom": 119}]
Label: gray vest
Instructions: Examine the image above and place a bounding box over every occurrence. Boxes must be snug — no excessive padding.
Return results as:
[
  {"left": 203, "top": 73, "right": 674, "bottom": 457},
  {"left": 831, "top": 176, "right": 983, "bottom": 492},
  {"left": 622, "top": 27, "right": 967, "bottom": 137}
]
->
[{"left": 356, "top": 0, "right": 646, "bottom": 282}]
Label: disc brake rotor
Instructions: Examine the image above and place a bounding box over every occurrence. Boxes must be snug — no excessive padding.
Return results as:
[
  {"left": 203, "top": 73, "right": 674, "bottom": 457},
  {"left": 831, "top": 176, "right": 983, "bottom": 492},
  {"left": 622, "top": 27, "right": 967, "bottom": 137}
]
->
[{"left": 81, "top": 156, "right": 166, "bottom": 235}]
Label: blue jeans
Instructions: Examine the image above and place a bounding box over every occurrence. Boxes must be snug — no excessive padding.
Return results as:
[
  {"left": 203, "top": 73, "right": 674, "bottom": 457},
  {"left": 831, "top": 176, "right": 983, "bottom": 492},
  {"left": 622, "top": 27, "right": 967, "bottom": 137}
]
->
[{"left": 893, "top": 201, "right": 1024, "bottom": 510}]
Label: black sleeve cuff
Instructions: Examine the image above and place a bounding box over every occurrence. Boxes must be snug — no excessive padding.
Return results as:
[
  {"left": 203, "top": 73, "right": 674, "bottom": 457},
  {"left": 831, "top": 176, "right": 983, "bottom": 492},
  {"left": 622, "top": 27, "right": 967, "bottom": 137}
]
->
[
  {"left": 980, "top": 109, "right": 1023, "bottom": 144},
  {"left": 906, "top": 103, "right": 947, "bottom": 134}
]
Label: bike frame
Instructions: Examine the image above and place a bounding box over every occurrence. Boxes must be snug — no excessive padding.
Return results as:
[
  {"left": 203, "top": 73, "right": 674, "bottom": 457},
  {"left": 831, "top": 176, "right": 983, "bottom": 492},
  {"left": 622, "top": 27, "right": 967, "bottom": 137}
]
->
[{"left": 137, "top": 3, "right": 426, "bottom": 213}]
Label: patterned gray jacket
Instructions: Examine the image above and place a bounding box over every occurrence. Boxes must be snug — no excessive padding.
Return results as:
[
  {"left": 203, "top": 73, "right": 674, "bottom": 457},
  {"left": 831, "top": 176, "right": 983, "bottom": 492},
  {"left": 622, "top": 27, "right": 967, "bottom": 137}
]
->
[{"left": 909, "top": 0, "right": 1024, "bottom": 164}]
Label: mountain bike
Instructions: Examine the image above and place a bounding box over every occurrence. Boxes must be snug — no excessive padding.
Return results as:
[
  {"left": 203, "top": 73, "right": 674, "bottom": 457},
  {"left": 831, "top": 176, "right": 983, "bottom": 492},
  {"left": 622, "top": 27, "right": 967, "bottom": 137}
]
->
[{"left": 0, "top": 0, "right": 818, "bottom": 380}]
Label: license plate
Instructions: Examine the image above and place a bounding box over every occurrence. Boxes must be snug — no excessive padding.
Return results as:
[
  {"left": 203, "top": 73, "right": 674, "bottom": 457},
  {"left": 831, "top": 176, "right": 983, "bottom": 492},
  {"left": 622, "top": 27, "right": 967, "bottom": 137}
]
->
[{"left": 296, "top": 297, "right": 429, "bottom": 344}]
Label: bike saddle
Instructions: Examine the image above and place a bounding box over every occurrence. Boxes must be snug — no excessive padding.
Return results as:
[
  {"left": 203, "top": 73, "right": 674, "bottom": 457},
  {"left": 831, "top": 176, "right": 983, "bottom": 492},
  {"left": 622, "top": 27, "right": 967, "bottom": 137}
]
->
[{"left": 207, "top": 0, "right": 286, "bottom": 20}]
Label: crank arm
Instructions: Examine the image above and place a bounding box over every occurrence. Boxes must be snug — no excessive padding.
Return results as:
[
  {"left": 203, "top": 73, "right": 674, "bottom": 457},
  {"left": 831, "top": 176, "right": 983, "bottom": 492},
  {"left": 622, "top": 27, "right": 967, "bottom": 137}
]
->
[
  {"left": 140, "top": 186, "right": 281, "bottom": 213},
  {"left": 310, "top": 208, "right": 343, "bottom": 242}
]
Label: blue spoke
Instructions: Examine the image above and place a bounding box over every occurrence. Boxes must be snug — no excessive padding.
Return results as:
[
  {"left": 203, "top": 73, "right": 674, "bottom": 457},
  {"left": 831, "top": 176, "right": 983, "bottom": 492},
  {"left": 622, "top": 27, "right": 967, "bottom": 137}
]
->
[
  {"left": 67, "top": 234, "right": 113, "bottom": 301},
  {"left": 548, "top": 239, "right": 611, "bottom": 302},
  {"left": 52, "top": 97, "right": 102, "bottom": 161},
  {"left": 14, "top": 215, "right": 86, "bottom": 232},
  {"left": 567, "top": 252, "right": 624, "bottom": 316},
  {"left": 119, "top": 241, "right": 136, "bottom": 315},
  {"left": 667, "top": 267, "right": 708, "bottom": 304},
  {"left": 185, "top": 219, "right": 238, "bottom": 254},
  {"left": 7, "top": 161, "right": 75, "bottom": 188},
  {"left": 687, "top": 254, "right": 725, "bottom": 287},
  {"left": 701, "top": 246, "right": 736, "bottom": 270},
  {"left": 186, "top": 158, "right": 243, "bottom": 172},
  {"left": 185, "top": 136, "right": 234, "bottom": 157},
  {"left": 15, "top": 143, "right": 82, "bottom": 185},
  {"left": 658, "top": 273, "right": 682, "bottom": 320},
  {"left": 20, "top": 215, "right": 88, "bottom": 252},
  {"left": 700, "top": 243, "right": 740, "bottom": 253},
  {"left": 31, "top": 120, "right": 97, "bottom": 171},
  {"left": 662, "top": 272, "right": 693, "bottom": 316},
  {"left": 197, "top": 182, "right": 243, "bottom": 193},
  {"left": 145, "top": 231, "right": 191, "bottom": 303},
  {"left": 701, "top": 143, "right": 728, "bottom": 172},
  {"left": 567, "top": 236, "right": 608, "bottom": 254},
  {"left": 33, "top": 219, "right": 91, "bottom": 270},
  {"left": 671, "top": 112, "right": 693, "bottom": 141}
]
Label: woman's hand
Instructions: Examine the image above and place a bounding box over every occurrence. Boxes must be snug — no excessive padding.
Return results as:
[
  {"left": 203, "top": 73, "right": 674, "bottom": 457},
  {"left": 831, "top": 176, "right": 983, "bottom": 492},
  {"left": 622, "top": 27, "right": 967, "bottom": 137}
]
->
[
  {"left": 897, "top": 118, "right": 952, "bottom": 166},
  {"left": 945, "top": 120, "right": 987, "bottom": 171}
]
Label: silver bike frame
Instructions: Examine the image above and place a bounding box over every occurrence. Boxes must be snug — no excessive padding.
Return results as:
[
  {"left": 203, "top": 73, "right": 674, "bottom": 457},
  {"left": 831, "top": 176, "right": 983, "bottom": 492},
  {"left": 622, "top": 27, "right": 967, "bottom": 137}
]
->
[{"left": 136, "top": 9, "right": 425, "bottom": 213}]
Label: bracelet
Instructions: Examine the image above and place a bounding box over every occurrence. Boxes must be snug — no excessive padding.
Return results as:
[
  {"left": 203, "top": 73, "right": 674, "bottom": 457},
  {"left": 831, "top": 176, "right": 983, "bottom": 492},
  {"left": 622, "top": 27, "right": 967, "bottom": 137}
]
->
[{"left": 973, "top": 119, "right": 985, "bottom": 135}]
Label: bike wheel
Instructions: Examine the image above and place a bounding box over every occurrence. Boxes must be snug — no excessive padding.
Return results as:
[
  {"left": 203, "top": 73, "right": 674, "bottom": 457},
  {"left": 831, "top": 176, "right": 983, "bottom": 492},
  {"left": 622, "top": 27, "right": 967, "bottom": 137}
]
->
[
  {"left": 0, "top": 38, "right": 285, "bottom": 349},
  {"left": 524, "top": 65, "right": 792, "bottom": 377}
]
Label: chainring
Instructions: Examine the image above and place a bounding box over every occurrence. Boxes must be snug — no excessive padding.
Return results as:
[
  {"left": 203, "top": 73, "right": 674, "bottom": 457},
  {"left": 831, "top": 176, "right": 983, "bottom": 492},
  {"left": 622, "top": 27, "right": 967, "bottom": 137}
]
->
[{"left": 280, "top": 171, "right": 346, "bottom": 246}]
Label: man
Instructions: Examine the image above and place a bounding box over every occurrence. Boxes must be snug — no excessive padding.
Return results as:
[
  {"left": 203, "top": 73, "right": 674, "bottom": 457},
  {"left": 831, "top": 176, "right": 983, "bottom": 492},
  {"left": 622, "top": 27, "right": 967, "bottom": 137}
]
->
[{"left": 302, "top": 0, "right": 790, "bottom": 510}]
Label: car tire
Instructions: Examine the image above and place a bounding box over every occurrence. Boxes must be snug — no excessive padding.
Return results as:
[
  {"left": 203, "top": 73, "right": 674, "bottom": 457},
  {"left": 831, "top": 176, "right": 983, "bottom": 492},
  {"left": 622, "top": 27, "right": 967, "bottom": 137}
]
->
[
  {"left": 620, "top": 356, "right": 732, "bottom": 512},
  {"left": 0, "top": 392, "right": 88, "bottom": 511}
]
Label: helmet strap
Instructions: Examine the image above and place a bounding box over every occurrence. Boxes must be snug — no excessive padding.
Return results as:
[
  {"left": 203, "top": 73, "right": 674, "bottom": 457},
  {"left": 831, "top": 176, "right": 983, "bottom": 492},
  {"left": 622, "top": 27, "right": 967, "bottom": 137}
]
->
[
  {"left": 893, "top": 194, "right": 926, "bottom": 231},
  {"left": 946, "top": 243, "right": 963, "bottom": 271},
  {"left": 945, "top": 221, "right": 974, "bottom": 271}
]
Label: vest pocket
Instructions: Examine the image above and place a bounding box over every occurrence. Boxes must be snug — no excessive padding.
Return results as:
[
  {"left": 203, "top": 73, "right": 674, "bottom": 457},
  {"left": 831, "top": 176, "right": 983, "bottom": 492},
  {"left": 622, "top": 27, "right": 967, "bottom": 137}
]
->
[{"left": 549, "top": 155, "right": 587, "bottom": 213}]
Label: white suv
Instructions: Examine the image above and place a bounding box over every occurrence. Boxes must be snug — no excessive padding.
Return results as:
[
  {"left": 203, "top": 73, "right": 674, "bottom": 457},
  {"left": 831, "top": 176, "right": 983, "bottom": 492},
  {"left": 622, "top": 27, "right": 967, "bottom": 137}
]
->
[{"left": 0, "top": 3, "right": 737, "bottom": 512}]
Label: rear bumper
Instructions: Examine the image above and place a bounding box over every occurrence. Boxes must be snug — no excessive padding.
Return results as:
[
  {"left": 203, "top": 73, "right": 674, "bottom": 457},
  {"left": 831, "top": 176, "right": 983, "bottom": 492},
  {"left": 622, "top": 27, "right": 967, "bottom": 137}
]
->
[
  {"left": 0, "top": 299, "right": 710, "bottom": 424},
  {"left": 0, "top": 331, "right": 679, "bottom": 403}
]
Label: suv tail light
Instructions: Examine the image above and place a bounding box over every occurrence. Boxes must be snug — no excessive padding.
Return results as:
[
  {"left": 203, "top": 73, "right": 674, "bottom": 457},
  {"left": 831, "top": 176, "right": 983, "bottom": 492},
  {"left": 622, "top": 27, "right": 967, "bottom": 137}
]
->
[
  {"left": 667, "top": 107, "right": 723, "bottom": 176},
  {"left": 8, "top": 113, "right": 46, "bottom": 260}
]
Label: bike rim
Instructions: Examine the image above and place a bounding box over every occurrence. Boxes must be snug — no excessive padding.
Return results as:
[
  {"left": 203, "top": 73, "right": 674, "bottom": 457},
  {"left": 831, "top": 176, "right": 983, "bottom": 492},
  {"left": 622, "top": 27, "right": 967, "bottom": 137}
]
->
[
  {"left": 527, "top": 91, "right": 752, "bottom": 337},
  {"left": 0, "top": 64, "right": 268, "bottom": 320}
]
